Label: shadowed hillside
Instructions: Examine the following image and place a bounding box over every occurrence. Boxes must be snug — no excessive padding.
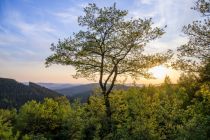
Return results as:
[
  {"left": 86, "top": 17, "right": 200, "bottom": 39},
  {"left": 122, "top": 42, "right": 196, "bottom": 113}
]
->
[{"left": 0, "top": 78, "right": 62, "bottom": 109}]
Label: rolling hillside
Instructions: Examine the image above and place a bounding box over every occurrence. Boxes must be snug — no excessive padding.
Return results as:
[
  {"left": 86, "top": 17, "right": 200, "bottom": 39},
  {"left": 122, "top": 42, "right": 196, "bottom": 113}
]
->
[
  {"left": 0, "top": 78, "right": 62, "bottom": 109},
  {"left": 55, "top": 83, "right": 97, "bottom": 102},
  {"left": 36, "top": 83, "right": 79, "bottom": 90},
  {"left": 55, "top": 83, "right": 130, "bottom": 102}
]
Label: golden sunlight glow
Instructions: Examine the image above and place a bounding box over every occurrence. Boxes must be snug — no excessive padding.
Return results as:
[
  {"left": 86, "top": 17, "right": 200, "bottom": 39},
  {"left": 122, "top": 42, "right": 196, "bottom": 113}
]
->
[{"left": 149, "top": 66, "right": 170, "bottom": 79}]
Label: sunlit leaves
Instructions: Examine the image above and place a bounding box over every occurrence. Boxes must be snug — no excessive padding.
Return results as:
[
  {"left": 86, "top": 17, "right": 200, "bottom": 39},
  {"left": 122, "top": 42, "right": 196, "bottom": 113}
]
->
[{"left": 45, "top": 3, "right": 172, "bottom": 93}]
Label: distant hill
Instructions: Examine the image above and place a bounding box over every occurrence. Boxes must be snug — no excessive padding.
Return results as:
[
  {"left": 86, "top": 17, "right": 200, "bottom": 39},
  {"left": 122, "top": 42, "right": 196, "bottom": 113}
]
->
[
  {"left": 0, "top": 78, "right": 62, "bottom": 109},
  {"left": 55, "top": 83, "right": 97, "bottom": 96},
  {"left": 36, "top": 83, "right": 79, "bottom": 90},
  {"left": 55, "top": 83, "right": 97, "bottom": 102},
  {"left": 56, "top": 83, "right": 130, "bottom": 102}
]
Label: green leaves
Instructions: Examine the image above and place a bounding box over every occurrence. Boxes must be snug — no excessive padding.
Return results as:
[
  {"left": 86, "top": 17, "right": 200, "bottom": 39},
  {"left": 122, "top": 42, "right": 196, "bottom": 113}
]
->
[
  {"left": 0, "top": 109, "right": 18, "bottom": 140},
  {"left": 0, "top": 76, "right": 209, "bottom": 139},
  {"left": 46, "top": 3, "right": 172, "bottom": 93},
  {"left": 15, "top": 97, "right": 84, "bottom": 139},
  {"left": 174, "top": 0, "right": 210, "bottom": 73}
]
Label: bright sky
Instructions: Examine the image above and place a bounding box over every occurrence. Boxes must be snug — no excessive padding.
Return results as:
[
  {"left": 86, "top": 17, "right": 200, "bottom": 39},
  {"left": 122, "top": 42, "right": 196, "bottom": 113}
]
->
[{"left": 0, "top": 0, "right": 200, "bottom": 84}]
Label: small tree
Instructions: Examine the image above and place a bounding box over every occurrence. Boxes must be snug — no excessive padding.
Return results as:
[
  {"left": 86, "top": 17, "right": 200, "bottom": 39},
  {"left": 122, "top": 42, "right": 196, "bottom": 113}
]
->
[
  {"left": 174, "top": 0, "right": 210, "bottom": 73},
  {"left": 46, "top": 3, "right": 172, "bottom": 132}
]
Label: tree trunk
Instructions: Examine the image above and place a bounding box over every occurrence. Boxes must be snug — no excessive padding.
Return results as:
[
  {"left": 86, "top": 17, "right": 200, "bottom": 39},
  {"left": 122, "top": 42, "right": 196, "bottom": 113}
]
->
[
  {"left": 104, "top": 93, "right": 112, "bottom": 133},
  {"left": 101, "top": 67, "right": 117, "bottom": 135}
]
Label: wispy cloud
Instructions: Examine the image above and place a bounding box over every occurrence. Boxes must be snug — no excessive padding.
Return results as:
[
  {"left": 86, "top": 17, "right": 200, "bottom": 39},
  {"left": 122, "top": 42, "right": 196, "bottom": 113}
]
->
[
  {"left": 52, "top": 8, "right": 78, "bottom": 24},
  {"left": 129, "top": 0, "right": 200, "bottom": 52},
  {"left": 7, "top": 11, "right": 57, "bottom": 37},
  {"left": 136, "top": 0, "right": 154, "bottom": 5},
  {"left": 0, "top": 10, "right": 59, "bottom": 62},
  {"left": 0, "top": 33, "right": 24, "bottom": 46},
  {"left": 51, "top": 4, "right": 84, "bottom": 25}
]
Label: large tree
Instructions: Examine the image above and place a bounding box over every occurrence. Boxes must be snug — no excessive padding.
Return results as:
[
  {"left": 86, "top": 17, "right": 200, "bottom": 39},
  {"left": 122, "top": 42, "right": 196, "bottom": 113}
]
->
[
  {"left": 46, "top": 3, "right": 172, "bottom": 132},
  {"left": 174, "top": 0, "right": 210, "bottom": 74}
]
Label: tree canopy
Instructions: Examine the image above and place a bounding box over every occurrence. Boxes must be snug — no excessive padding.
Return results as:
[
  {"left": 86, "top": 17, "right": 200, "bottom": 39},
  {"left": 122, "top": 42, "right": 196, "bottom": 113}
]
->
[
  {"left": 46, "top": 4, "right": 171, "bottom": 93},
  {"left": 174, "top": 0, "right": 210, "bottom": 73},
  {"left": 46, "top": 3, "right": 172, "bottom": 133},
  {"left": 46, "top": 3, "right": 172, "bottom": 94}
]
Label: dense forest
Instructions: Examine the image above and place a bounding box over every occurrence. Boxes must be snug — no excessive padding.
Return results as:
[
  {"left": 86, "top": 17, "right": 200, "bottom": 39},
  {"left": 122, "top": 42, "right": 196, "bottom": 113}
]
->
[
  {"left": 0, "top": 78, "right": 62, "bottom": 109},
  {"left": 0, "top": 0, "right": 209, "bottom": 139},
  {"left": 0, "top": 75, "right": 209, "bottom": 139}
]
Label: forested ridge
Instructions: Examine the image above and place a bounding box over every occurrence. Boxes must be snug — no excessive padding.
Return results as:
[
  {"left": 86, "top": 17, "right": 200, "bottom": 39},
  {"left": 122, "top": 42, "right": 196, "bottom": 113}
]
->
[
  {"left": 0, "top": 78, "right": 62, "bottom": 109},
  {"left": 0, "top": 78, "right": 131, "bottom": 109}
]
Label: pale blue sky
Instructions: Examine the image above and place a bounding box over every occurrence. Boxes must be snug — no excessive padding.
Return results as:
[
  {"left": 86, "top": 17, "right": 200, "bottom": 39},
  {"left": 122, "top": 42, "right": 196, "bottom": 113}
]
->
[{"left": 0, "top": 0, "right": 200, "bottom": 84}]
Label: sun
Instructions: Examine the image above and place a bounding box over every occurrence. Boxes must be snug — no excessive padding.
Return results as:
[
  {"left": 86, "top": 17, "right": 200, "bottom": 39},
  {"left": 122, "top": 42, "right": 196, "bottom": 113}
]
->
[{"left": 149, "top": 66, "right": 169, "bottom": 79}]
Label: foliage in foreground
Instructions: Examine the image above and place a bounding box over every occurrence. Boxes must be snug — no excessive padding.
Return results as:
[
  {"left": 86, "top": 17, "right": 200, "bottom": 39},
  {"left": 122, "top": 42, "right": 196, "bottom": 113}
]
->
[{"left": 0, "top": 77, "right": 209, "bottom": 140}]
